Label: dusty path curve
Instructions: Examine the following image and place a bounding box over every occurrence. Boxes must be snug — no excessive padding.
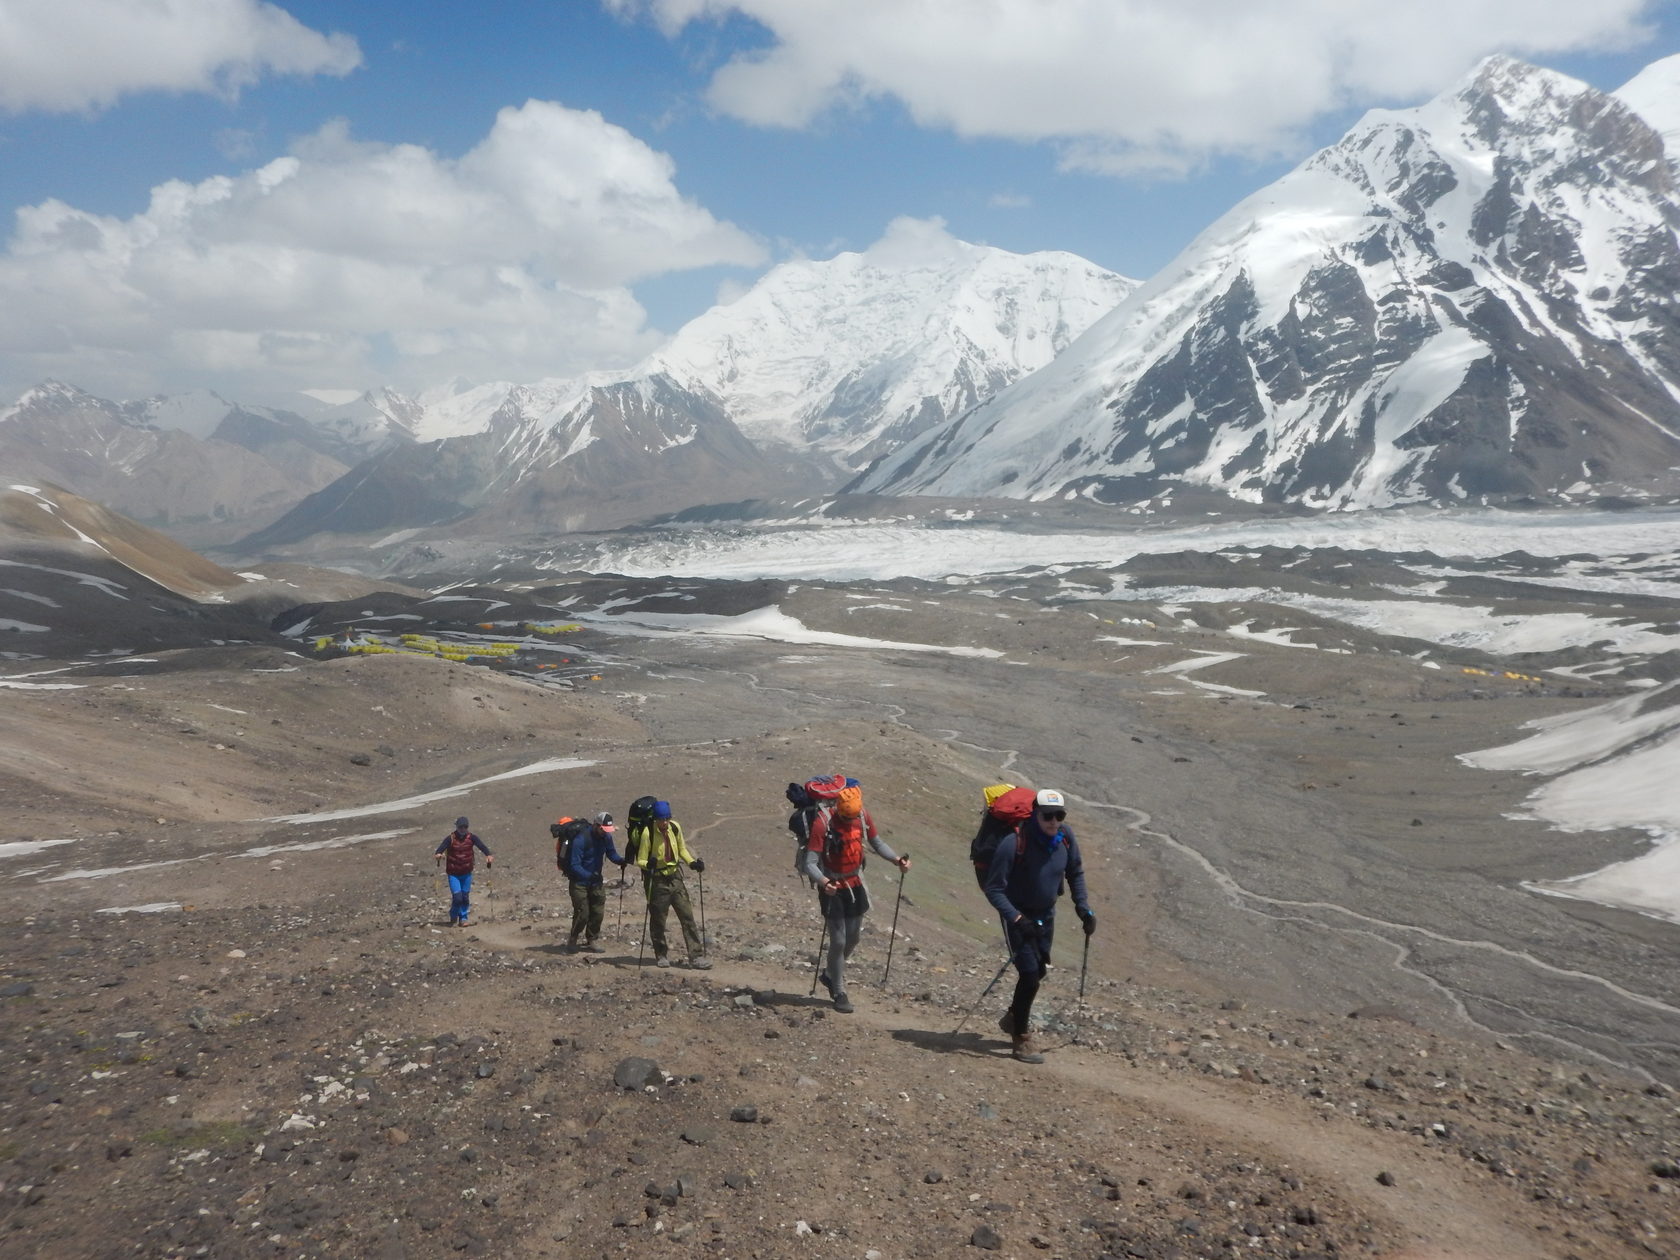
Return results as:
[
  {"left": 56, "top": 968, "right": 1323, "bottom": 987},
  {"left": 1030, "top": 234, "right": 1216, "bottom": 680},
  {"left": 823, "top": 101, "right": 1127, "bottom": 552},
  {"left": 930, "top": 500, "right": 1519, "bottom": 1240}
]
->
[{"left": 465, "top": 922, "right": 1559, "bottom": 1260}]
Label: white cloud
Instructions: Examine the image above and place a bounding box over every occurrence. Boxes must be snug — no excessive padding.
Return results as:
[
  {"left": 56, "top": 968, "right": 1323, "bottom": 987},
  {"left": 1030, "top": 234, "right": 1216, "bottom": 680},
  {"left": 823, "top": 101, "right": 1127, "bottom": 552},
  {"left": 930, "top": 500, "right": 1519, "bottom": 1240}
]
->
[
  {"left": 859, "top": 215, "right": 970, "bottom": 267},
  {"left": 0, "top": 0, "right": 362, "bottom": 114},
  {"left": 610, "top": 0, "right": 1657, "bottom": 172},
  {"left": 0, "top": 101, "right": 766, "bottom": 397},
  {"left": 713, "top": 276, "right": 751, "bottom": 306}
]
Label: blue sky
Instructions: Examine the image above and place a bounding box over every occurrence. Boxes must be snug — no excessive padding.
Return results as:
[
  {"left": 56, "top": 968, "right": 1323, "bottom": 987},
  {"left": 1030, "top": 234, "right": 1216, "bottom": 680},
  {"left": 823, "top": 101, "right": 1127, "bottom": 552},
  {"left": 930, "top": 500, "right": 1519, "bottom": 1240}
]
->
[{"left": 2, "top": 0, "right": 1678, "bottom": 403}]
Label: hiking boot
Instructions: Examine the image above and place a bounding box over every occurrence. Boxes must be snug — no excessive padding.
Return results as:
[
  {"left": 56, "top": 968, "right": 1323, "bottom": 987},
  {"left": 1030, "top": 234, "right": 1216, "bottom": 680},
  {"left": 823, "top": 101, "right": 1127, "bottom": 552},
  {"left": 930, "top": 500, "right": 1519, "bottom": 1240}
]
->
[
  {"left": 689, "top": 956, "right": 713, "bottom": 970},
  {"left": 832, "top": 991, "right": 854, "bottom": 1014},
  {"left": 997, "top": 1009, "right": 1017, "bottom": 1037},
  {"left": 566, "top": 935, "right": 582, "bottom": 952},
  {"left": 654, "top": 955, "right": 671, "bottom": 968},
  {"left": 585, "top": 940, "right": 606, "bottom": 954},
  {"left": 1011, "top": 1033, "right": 1045, "bottom": 1064}
]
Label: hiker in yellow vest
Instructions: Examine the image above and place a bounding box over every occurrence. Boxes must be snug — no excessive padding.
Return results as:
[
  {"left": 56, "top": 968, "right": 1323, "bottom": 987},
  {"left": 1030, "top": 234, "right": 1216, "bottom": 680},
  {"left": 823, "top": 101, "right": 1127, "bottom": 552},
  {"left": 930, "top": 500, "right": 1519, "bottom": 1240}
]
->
[{"left": 627, "top": 800, "right": 711, "bottom": 969}]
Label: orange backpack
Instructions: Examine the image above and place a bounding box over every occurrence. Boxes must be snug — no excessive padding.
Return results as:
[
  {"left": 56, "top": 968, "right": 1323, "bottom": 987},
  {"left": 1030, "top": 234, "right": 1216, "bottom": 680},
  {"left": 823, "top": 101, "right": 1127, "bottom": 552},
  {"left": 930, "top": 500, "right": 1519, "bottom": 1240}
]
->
[{"left": 820, "top": 805, "right": 866, "bottom": 878}]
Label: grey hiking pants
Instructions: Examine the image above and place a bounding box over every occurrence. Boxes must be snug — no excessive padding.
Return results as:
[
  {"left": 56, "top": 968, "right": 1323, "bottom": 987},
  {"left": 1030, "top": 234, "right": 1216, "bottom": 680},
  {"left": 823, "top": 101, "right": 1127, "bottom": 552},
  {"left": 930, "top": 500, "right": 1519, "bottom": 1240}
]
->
[{"left": 818, "top": 882, "right": 871, "bottom": 997}]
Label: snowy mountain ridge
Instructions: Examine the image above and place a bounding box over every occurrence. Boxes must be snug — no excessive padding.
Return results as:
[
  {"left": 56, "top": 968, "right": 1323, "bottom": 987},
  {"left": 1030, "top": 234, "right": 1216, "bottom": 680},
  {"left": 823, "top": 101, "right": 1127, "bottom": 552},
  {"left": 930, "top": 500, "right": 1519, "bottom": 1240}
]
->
[
  {"left": 393, "top": 227, "right": 1135, "bottom": 469},
  {"left": 857, "top": 56, "right": 1680, "bottom": 511},
  {"left": 1617, "top": 51, "right": 1680, "bottom": 156},
  {"left": 645, "top": 224, "right": 1136, "bottom": 468}
]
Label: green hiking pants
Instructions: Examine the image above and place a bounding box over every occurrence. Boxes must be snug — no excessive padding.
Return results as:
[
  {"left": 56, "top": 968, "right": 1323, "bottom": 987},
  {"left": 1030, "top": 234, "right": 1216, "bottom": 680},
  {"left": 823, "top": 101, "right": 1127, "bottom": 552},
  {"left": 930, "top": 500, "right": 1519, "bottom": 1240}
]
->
[
  {"left": 568, "top": 880, "right": 606, "bottom": 942},
  {"left": 643, "top": 870, "right": 701, "bottom": 959}
]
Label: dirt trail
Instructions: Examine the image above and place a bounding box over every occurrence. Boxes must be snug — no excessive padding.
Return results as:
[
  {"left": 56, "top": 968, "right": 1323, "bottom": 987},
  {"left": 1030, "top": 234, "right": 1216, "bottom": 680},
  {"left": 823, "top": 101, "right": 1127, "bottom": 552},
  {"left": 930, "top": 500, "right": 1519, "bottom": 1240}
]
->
[
  {"left": 466, "top": 922, "right": 1564, "bottom": 1260},
  {"left": 7, "top": 626, "right": 1678, "bottom": 1258}
]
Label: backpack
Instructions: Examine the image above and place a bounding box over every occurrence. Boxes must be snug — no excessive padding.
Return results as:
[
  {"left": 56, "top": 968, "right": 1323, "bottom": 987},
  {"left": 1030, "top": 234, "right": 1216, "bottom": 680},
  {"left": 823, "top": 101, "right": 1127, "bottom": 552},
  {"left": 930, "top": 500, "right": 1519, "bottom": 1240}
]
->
[
  {"left": 787, "top": 776, "right": 860, "bottom": 879},
  {"left": 552, "top": 817, "right": 588, "bottom": 870},
  {"left": 785, "top": 782, "right": 818, "bottom": 878},
  {"left": 817, "top": 806, "right": 867, "bottom": 878},
  {"left": 625, "top": 795, "right": 659, "bottom": 865},
  {"left": 969, "top": 785, "right": 1036, "bottom": 872}
]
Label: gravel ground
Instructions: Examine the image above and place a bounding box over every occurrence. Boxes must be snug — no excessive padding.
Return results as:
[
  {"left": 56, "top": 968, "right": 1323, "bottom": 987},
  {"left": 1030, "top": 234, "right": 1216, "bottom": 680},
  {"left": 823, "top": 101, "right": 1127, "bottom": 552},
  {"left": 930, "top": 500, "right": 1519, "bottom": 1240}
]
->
[{"left": 3, "top": 567, "right": 1678, "bottom": 1259}]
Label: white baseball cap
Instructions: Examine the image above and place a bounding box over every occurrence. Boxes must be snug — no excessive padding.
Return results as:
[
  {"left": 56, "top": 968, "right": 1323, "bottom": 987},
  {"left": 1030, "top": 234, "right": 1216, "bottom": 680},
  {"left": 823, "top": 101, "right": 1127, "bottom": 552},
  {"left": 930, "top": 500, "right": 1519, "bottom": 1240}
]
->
[{"left": 1035, "top": 789, "right": 1065, "bottom": 810}]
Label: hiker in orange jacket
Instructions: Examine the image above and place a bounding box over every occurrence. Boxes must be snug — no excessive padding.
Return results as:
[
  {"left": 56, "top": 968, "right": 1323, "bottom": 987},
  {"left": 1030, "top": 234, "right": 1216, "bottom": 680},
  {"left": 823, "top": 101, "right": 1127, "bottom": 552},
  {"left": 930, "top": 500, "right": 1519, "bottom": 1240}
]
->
[{"left": 799, "top": 784, "right": 909, "bottom": 1014}]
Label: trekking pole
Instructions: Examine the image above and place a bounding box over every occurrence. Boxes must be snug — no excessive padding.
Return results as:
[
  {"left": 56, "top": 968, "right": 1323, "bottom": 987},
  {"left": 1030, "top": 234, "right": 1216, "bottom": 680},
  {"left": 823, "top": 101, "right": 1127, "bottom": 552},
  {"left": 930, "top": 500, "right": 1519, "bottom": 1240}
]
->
[
  {"left": 808, "top": 914, "right": 829, "bottom": 997},
  {"left": 636, "top": 883, "right": 650, "bottom": 969},
  {"left": 880, "top": 854, "right": 908, "bottom": 988},
  {"left": 1078, "top": 931, "right": 1091, "bottom": 1001},
  {"left": 697, "top": 868, "right": 709, "bottom": 950},
  {"left": 616, "top": 873, "right": 626, "bottom": 941},
  {"left": 953, "top": 952, "right": 1016, "bottom": 1035}
]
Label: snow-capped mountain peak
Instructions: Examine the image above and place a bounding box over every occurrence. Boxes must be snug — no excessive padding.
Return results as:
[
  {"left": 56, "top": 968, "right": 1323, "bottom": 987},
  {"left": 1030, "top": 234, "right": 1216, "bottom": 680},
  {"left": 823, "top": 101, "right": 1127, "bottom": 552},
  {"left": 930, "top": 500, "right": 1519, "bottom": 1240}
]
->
[
  {"left": 334, "top": 223, "right": 1136, "bottom": 481},
  {"left": 858, "top": 55, "right": 1680, "bottom": 511},
  {"left": 643, "top": 218, "right": 1136, "bottom": 469},
  {"left": 1616, "top": 52, "right": 1680, "bottom": 155}
]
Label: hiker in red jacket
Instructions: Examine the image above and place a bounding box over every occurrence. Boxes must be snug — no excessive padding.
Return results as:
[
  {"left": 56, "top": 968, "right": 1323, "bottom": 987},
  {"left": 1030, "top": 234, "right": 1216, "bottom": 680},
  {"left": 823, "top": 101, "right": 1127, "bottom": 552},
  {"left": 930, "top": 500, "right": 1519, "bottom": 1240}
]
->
[
  {"left": 434, "top": 816, "right": 493, "bottom": 927},
  {"left": 799, "top": 784, "right": 909, "bottom": 1014}
]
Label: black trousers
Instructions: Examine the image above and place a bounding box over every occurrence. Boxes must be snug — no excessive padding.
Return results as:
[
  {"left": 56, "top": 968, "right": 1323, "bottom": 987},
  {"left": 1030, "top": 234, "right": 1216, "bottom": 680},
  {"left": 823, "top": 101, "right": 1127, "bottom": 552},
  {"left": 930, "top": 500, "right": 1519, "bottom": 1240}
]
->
[{"left": 1006, "top": 912, "right": 1054, "bottom": 1026}]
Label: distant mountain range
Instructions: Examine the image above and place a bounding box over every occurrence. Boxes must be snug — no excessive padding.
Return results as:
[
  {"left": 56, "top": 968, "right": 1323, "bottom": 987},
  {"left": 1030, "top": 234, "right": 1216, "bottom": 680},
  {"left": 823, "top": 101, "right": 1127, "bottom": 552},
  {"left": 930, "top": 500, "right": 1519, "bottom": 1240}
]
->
[
  {"left": 0, "top": 382, "right": 416, "bottom": 546},
  {"left": 3, "top": 241, "right": 1133, "bottom": 549},
  {"left": 856, "top": 56, "right": 1680, "bottom": 510},
  {"left": 7, "top": 53, "right": 1680, "bottom": 553}
]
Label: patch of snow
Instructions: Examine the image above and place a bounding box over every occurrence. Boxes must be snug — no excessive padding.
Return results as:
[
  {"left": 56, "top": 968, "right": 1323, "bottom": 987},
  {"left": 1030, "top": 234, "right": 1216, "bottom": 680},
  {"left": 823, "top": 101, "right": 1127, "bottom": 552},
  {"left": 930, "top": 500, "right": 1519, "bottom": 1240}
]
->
[
  {"left": 1148, "top": 651, "right": 1247, "bottom": 676},
  {"left": 1463, "top": 680, "right": 1680, "bottom": 923},
  {"left": 590, "top": 604, "right": 1002, "bottom": 658},
  {"left": 0, "top": 837, "right": 78, "bottom": 859},
  {"left": 260, "top": 757, "right": 595, "bottom": 824},
  {"left": 95, "top": 902, "right": 183, "bottom": 915}
]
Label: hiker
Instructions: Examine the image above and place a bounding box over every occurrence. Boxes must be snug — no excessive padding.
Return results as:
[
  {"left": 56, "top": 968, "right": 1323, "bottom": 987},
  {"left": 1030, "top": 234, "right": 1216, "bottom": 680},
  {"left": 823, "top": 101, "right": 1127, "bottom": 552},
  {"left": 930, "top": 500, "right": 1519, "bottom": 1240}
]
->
[
  {"left": 983, "top": 789, "right": 1095, "bottom": 1063},
  {"left": 626, "top": 800, "right": 712, "bottom": 970},
  {"left": 786, "top": 775, "right": 857, "bottom": 886},
  {"left": 559, "top": 813, "right": 626, "bottom": 952},
  {"left": 799, "top": 782, "right": 910, "bottom": 1014},
  {"left": 434, "top": 815, "right": 493, "bottom": 927}
]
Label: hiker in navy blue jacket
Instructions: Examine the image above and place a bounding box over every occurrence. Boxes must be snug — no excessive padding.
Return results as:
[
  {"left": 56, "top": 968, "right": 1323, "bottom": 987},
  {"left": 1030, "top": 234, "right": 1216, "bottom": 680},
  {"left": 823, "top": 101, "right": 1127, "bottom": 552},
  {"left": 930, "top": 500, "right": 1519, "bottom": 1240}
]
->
[
  {"left": 984, "top": 789, "right": 1095, "bottom": 1063},
  {"left": 564, "top": 812, "right": 627, "bottom": 952}
]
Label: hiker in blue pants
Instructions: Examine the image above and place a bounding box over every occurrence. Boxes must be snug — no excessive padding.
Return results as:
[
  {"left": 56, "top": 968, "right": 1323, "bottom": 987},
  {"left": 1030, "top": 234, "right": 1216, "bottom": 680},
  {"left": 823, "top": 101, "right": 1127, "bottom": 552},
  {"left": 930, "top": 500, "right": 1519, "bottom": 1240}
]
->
[{"left": 434, "top": 816, "right": 493, "bottom": 926}]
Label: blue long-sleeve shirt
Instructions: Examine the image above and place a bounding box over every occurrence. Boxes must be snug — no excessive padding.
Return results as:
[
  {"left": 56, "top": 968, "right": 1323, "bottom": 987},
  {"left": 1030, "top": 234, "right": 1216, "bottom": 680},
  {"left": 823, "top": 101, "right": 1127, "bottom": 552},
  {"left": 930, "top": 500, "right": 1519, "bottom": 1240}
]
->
[
  {"left": 984, "top": 818, "right": 1090, "bottom": 922},
  {"left": 565, "top": 825, "right": 626, "bottom": 886}
]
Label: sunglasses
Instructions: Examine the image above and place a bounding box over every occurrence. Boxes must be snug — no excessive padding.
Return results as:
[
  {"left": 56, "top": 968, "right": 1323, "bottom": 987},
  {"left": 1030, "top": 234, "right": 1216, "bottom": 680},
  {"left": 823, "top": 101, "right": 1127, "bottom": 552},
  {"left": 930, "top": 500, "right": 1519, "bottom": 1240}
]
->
[{"left": 1038, "top": 809, "right": 1066, "bottom": 822}]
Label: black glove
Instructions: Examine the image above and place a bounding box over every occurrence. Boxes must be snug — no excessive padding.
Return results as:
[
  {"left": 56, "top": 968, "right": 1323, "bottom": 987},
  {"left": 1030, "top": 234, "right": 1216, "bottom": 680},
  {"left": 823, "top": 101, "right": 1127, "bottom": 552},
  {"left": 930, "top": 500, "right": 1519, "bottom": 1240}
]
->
[
  {"left": 1013, "top": 915, "right": 1043, "bottom": 939},
  {"left": 1078, "top": 907, "right": 1096, "bottom": 937},
  {"left": 690, "top": 858, "right": 705, "bottom": 873}
]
